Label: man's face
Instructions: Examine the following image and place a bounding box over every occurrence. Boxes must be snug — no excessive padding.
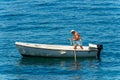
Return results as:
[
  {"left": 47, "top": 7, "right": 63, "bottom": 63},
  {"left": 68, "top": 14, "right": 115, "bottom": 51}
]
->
[{"left": 72, "top": 32, "right": 75, "bottom": 34}]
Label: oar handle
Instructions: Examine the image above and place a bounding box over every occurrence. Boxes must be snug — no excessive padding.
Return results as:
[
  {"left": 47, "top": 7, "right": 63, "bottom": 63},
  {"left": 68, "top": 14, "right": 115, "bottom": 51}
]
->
[{"left": 69, "top": 38, "right": 73, "bottom": 46}]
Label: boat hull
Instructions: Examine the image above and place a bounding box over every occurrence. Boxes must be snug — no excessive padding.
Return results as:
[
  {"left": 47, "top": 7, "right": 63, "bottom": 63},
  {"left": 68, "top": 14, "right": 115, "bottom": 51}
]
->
[{"left": 15, "top": 42, "right": 99, "bottom": 58}]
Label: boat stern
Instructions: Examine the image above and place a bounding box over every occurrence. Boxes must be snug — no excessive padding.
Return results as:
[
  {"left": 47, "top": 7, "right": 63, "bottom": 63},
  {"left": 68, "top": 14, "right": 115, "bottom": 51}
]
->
[{"left": 89, "top": 43, "right": 103, "bottom": 59}]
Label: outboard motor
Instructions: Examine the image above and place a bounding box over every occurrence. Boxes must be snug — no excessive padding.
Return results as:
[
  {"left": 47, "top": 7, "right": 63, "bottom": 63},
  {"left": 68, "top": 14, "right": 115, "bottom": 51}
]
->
[{"left": 97, "top": 44, "right": 103, "bottom": 60}]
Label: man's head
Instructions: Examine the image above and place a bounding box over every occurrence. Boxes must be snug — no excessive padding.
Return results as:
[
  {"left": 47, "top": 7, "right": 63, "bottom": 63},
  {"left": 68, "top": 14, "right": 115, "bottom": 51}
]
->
[{"left": 71, "top": 30, "right": 75, "bottom": 34}]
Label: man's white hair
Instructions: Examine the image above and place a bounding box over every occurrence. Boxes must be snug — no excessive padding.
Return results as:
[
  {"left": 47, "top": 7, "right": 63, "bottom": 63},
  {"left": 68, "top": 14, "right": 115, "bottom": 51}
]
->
[{"left": 71, "top": 30, "right": 75, "bottom": 33}]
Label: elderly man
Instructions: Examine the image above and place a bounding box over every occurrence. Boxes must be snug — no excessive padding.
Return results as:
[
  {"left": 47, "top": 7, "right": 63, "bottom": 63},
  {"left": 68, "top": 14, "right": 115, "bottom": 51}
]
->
[{"left": 71, "top": 30, "right": 83, "bottom": 49}]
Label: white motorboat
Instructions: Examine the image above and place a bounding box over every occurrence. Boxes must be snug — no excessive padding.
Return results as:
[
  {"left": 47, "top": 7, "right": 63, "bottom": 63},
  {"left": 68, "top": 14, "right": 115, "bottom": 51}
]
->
[{"left": 15, "top": 42, "right": 103, "bottom": 58}]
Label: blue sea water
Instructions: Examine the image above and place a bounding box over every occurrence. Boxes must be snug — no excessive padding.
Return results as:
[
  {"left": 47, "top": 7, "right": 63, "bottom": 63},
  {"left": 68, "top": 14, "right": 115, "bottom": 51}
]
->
[{"left": 0, "top": 0, "right": 120, "bottom": 80}]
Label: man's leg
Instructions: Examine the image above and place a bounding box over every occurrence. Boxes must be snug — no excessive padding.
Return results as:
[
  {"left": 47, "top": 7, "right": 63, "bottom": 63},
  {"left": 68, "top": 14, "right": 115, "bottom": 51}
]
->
[
  {"left": 80, "top": 46, "right": 83, "bottom": 49},
  {"left": 79, "top": 40, "right": 83, "bottom": 49},
  {"left": 74, "top": 44, "right": 78, "bottom": 49}
]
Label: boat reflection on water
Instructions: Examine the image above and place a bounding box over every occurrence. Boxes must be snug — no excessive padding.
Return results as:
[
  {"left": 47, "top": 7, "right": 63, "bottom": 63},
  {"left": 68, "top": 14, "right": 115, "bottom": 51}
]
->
[
  {"left": 17, "top": 57, "right": 101, "bottom": 80},
  {"left": 19, "top": 56, "right": 100, "bottom": 70}
]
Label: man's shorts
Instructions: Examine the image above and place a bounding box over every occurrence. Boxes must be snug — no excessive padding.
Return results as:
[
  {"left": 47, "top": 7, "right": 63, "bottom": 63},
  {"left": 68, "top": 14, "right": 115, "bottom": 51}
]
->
[{"left": 73, "top": 39, "right": 82, "bottom": 46}]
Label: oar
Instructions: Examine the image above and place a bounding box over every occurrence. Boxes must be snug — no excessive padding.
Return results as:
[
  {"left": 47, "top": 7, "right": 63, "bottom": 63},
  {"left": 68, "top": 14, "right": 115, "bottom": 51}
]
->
[
  {"left": 70, "top": 39, "right": 77, "bottom": 63},
  {"left": 74, "top": 49, "right": 77, "bottom": 63},
  {"left": 69, "top": 39, "right": 78, "bottom": 66},
  {"left": 74, "top": 49, "right": 78, "bottom": 69}
]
